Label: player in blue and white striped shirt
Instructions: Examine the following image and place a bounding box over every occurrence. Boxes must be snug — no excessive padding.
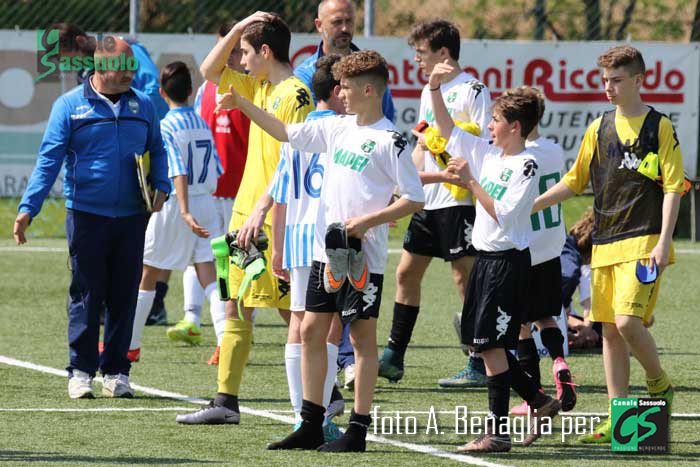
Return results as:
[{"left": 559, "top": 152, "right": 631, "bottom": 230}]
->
[
  {"left": 130, "top": 62, "right": 227, "bottom": 360},
  {"left": 266, "top": 55, "right": 347, "bottom": 440}
]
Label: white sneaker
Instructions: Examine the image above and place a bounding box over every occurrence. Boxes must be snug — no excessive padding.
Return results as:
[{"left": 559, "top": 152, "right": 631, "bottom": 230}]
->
[
  {"left": 68, "top": 369, "right": 94, "bottom": 399},
  {"left": 102, "top": 374, "right": 134, "bottom": 398},
  {"left": 344, "top": 364, "right": 356, "bottom": 391},
  {"left": 176, "top": 401, "right": 240, "bottom": 424}
]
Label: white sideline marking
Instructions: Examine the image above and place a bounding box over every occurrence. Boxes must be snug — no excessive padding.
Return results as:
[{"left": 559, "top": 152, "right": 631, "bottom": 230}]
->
[
  {"left": 0, "top": 246, "right": 66, "bottom": 252},
  {"left": 260, "top": 409, "right": 698, "bottom": 418},
  {"left": 0, "top": 355, "right": 513, "bottom": 467},
  {"left": 0, "top": 407, "right": 192, "bottom": 412}
]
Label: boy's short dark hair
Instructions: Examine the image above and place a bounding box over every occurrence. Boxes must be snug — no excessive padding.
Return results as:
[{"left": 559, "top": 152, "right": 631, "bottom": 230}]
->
[
  {"left": 492, "top": 91, "right": 539, "bottom": 138},
  {"left": 241, "top": 14, "right": 291, "bottom": 64},
  {"left": 218, "top": 20, "right": 238, "bottom": 38},
  {"left": 312, "top": 54, "right": 342, "bottom": 102},
  {"left": 332, "top": 50, "right": 389, "bottom": 94},
  {"left": 408, "top": 20, "right": 460, "bottom": 61},
  {"left": 160, "top": 61, "right": 192, "bottom": 103},
  {"left": 503, "top": 86, "right": 545, "bottom": 121},
  {"left": 597, "top": 45, "right": 645, "bottom": 76}
]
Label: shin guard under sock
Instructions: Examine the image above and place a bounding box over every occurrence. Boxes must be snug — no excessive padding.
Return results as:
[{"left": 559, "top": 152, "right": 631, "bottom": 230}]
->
[
  {"left": 387, "top": 303, "right": 419, "bottom": 355},
  {"left": 517, "top": 338, "right": 542, "bottom": 389},
  {"left": 217, "top": 319, "right": 252, "bottom": 396}
]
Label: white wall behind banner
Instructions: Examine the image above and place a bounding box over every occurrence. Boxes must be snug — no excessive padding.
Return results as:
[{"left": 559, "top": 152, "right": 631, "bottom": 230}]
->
[{"left": 1, "top": 30, "right": 698, "bottom": 197}]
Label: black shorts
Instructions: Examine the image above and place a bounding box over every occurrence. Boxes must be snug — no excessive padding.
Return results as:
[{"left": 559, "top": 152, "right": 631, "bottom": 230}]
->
[
  {"left": 305, "top": 261, "right": 383, "bottom": 325},
  {"left": 525, "top": 257, "right": 563, "bottom": 322},
  {"left": 461, "top": 249, "right": 530, "bottom": 352},
  {"left": 403, "top": 206, "right": 477, "bottom": 261}
]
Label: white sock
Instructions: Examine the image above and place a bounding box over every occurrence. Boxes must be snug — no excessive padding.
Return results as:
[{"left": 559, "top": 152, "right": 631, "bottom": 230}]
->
[
  {"left": 323, "top": 342, "right": 339, "bottom": 410},
  {"left": 285, "top": 343, "right": 303, "bottom": 423},
  {"left": 130, "top": 289, "right": 155, "bottom": 350},
  {"left": 183, "top": 264, "right": 204, "bottom": 316},
  {"left": 204, "top": 282, "right": 226, "bottom": 345}
]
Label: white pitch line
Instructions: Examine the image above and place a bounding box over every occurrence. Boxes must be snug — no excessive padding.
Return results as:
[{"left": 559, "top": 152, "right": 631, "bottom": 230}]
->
[
  {"left": 262, "top": 409, "right": 699, "bottom": 419},
  {"left": 0, "top": 355, "right": 513, "bottom": 467},
  {"left": 0, "top": 407, "right": 193, "bottom": 413},
  {"left": 0, "top": 246, "right": 67, "bottom": 252}
]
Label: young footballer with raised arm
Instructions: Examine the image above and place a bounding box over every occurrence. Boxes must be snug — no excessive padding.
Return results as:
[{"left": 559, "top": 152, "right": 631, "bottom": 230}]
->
[
  {"left": 532, "top": 45, "right": 682, "bottom": 443},
  {"left": 267, "top": 54, "right": 347, "bottom": 443},
  {"left": 379, "top": 19, "right": 492, "bottom": 388},
  {"left": 502, "top": 87, "right": 577, "bottom": 416},
  {"left": 219, "top": 50, "right": 424, "bottom": 452},
  {"left": 430, "top": 60, "right": 560, "bottom": 452},
  {"left": 176, "top": 12, "right": 314, "bottom": 426}
]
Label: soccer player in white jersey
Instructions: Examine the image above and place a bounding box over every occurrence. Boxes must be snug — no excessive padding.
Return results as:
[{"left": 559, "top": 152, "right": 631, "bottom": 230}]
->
[
  {"left": 217, "top": 50, "right": 424, "bottom": 452},
  {"left": 379, "top": 20, "right": 492, "bottom": 387},
  {"left": 129, "top": 62, "right": 226, "bottom": 360},
  {"left": 502, "top": 87, "right": 577, "bottom": 416},
  {"left": 267, "top": 54, "right": 347, "bottom": 442},
  {"left": 430, "top": 61, "right": 560, "bottom": 452}
]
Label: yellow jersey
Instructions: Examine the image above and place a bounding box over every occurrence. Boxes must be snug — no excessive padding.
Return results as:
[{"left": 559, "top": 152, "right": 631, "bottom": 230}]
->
[
  {"left": 218, "top": 68, "right": 313, "bottom": 221},
  {"left": 562, "top": 109, "right": 684, "bottom": 268}
]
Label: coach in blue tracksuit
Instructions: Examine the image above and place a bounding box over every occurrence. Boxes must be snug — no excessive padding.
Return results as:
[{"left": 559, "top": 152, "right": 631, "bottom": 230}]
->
[{"left": 14, "top": 39, "right": 170, "bottom": 399}]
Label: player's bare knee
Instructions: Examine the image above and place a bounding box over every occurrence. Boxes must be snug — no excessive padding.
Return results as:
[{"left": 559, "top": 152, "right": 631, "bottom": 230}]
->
[
  {"left": 615, "top": 315, "right": 645, "bottom": 341},
  {"left": 300, "top": 320, "right": 327, "bottom": 347},
  {"left": 602, "top": 321, "right": 624, "bottom": 341},
  {"left": 396, "top": 263, "right": 423, "bottom": 290}
]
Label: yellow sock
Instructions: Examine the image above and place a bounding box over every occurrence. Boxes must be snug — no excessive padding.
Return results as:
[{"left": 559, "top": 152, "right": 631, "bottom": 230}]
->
[
  {"left": 646, "top": 369, "right": 671, "bottom": 395},
  {"left": 217, "top": 319, "right": 253, "bottom": 396}
]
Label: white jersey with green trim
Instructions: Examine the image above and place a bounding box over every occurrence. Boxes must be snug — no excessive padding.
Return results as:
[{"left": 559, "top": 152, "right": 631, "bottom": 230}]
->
[
  {"left": 420, "top": 72, "right": 491, "bottom": 210},
  {"left": 446, "top": 126, "right": 539, "bottom": 252},
  {"left": 526, "top": 136, "right": 566, "bottom": 265},
  {"left": 287, "top": 114, "right": 424, "bottom": 273}
]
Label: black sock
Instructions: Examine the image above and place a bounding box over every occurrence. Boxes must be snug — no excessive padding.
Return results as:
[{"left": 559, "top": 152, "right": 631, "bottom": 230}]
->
[
  {"left": 268, "top": 400, "right": 325, "bottom": 450},
  {"left": 348, "top": 236, "right": 361, "bottom": 252},
  {"left": 214, "top": 392, "right": 239, "bottom": 412},
  {"left": 153, "top": 281, "right": 168, "bottom": 308},
  {"left": 469, "top": 355, "right": 486, "bottom": 373},
  {"left": 318, "top": 409, "right": 370, "bottom": 452},
  {"left": 505, "top": 351, "right": 539, "bottom": 403},
  {"left": 540, "top": 327, "right": 565, "bottom": 360},
  {"left": 517, "top": 338, "right": 541, "bottom": 389},
  {"left": 301, "top": 399, "right": 325, "bottom": 426},
  {"left": 387, "top": 303, "right": 419, "bottom": 355},
  {"left": 487, "top": 371, "right": 511, "bottom": 435}
]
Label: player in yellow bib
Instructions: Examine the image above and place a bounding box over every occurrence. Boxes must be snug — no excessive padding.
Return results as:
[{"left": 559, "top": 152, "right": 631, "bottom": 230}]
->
[
  {"left": 534, "top": 45, "right": 683, "bottom": 443},
  {"left": 176, "top": 12, "right": 313, "bottom": 425}
]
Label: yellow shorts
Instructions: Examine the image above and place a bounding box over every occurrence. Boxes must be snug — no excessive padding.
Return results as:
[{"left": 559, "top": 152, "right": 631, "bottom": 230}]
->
[
  {"left": 228, "top": 211, "right": 291, "bottom": 310},
  {"left": 590, "top": 259, "right": 661, "bottom": 324}
]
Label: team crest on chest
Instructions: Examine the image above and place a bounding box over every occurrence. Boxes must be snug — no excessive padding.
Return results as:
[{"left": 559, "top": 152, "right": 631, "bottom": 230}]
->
[
  {"left": 272, "top": 96, "right": 281, "bottom": 110},
  {"left": 447, "top": 91, "right": 458, "bottom": 103},
  {"left": 361, "top": 140, "right": 376, "bottom": 154},
  {"left": 128, "top": 99, "right": 139, "bottom": 114},
  {"left": 499, "top": 168, "right": 513, "bottom": 182}
]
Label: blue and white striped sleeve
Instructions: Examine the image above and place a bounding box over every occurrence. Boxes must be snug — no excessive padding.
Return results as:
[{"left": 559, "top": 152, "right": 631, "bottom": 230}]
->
[
  {"left": 194, "top": 83, "right": 205, "bottom": 117},
  {"left": 269, "top": 147, "right": 289, "bottom": 205},
  {"left": 160, "top": 122, "right": 187, "bottom": 179}
]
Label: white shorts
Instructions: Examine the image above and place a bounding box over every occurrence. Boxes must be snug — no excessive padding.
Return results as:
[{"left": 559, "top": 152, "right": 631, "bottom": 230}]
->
[
  {"left": 144, "top": 194, "right": 223, "bottom": 271},
  {"left": 213, "top": 197, "right": 234, "bottom": 235},
  {"left": 290, "top": 266, "right": 311, "bottom": 312}
]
